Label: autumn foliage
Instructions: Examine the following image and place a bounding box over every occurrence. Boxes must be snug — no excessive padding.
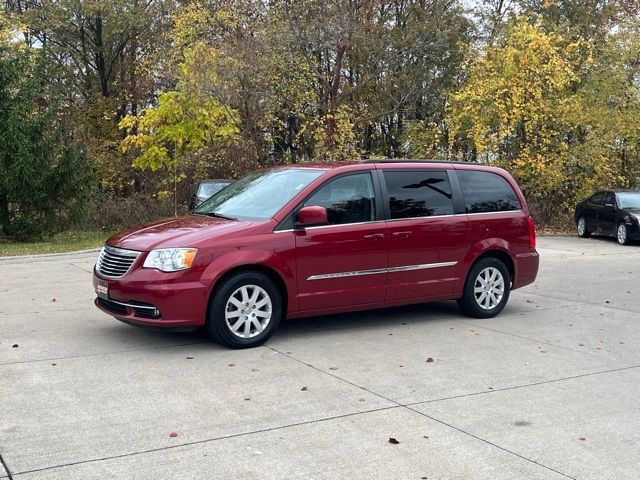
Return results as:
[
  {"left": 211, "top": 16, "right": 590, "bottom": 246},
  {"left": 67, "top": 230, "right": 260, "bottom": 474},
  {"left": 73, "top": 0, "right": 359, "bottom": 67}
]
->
[{"left": 1, "top": 1, "right": 639, "bottom": 236}]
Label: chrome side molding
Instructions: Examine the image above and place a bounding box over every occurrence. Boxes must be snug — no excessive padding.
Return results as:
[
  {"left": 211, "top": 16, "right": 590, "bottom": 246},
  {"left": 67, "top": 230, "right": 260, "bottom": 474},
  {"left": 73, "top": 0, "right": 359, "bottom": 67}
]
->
[{"left": 307, "top": 261, "right": 458, "bottom": 281}]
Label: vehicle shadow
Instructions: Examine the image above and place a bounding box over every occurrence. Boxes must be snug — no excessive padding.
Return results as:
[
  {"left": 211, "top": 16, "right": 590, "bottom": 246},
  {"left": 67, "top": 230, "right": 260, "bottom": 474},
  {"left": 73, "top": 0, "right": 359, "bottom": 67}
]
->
[{"left": 275, "top": 300, "right": 462, "bottom": 340}]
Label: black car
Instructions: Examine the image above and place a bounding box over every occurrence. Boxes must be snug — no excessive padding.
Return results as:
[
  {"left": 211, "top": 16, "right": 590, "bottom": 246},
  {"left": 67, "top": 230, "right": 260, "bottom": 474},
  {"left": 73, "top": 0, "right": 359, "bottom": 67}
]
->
[
  {"left": 188, "top": 179, "right": 233, "bottom": 211},
  {"left": 575, "top": 190, "right": 640, "bottom": 245}
]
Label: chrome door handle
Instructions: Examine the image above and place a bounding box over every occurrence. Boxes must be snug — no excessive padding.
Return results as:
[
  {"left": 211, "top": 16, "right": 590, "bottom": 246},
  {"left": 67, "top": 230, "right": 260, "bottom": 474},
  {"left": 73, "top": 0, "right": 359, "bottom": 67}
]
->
[
  {"left": 392, "top": 231, "right": 411, "bottom": 238},
  {"left": 364, "top": 233, "right": 384, "bottom": 240}
]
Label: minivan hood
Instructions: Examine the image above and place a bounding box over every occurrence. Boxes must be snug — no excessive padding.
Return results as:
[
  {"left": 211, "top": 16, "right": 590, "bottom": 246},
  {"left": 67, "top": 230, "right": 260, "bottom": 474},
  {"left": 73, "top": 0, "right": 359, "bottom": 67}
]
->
[{"left": 106, "top": 215, "right": 254, "bottom": 252}]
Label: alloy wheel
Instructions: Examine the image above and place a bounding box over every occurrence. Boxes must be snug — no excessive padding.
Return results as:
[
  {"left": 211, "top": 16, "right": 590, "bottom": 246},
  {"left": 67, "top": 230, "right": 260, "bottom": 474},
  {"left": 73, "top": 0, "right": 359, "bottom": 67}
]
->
[
  {"left": 617, "top": 224, "right": 627, "bottom": 245},
  {"left": 474, "top": 267, "right": 505, "bottom": 310},
  {"left": 225, "top": 285, "right": 272, "bottom": 338},
  {"left": 577, "top": 218, "right": 586, "bottom": 236}
]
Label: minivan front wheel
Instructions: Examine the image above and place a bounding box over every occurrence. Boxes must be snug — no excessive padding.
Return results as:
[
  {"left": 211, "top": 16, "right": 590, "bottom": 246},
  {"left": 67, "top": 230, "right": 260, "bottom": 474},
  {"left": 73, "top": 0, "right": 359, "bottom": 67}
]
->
[
  {"left": 458, "top": 257, "right": 511, "bottom": 318},
  {"left": 207, "top": 271, "right": 283, "bottom": 348}
]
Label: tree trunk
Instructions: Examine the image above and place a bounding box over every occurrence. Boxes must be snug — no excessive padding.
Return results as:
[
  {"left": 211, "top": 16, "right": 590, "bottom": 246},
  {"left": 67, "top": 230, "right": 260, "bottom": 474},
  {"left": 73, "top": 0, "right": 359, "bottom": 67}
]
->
[{"left": 325, "top": 39, "right": 349, "bottom": 146}]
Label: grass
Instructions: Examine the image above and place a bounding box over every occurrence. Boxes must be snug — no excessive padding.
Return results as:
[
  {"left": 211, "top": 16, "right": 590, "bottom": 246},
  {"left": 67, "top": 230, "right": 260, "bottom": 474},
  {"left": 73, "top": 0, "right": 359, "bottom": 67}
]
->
[{"left": 0, "top": 230, "right": 115, "bottom": 257}]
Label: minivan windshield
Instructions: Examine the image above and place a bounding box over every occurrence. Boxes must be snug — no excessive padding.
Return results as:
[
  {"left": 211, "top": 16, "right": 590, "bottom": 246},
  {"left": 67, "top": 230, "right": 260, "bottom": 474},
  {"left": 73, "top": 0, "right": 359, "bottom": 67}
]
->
[
  {"left": 193, "top": 168, "right": 326, "bottom": 220},
  {"left": 617, "top": 192, "right": 640, "bottom": 209}
]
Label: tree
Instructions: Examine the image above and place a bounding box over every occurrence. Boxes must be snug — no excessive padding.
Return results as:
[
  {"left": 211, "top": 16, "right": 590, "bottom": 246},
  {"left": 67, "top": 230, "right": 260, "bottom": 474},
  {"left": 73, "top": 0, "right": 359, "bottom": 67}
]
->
[
  {"left": 449, "top": 18, "right": 584, "bottom": 212},
  {"left": 0, "top": 12, "right": 94, "bottom": 239}
]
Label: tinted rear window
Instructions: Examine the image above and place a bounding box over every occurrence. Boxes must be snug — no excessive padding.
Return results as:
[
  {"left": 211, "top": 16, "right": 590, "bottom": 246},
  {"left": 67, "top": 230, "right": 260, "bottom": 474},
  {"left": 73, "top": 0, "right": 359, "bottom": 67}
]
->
[
  {"left": 383, "top": 170, "right": 454, "bottom": 218},
  {"left": 458, "top": 170, "right": 521, "bottom": 213}
]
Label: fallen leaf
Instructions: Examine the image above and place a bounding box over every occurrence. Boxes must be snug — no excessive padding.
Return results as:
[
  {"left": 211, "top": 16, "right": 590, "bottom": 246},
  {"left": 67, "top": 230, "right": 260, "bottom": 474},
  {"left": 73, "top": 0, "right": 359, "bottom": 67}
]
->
[
  {"left": 579, "top": 437, "right": 586, "bottom": 441},
  {"left": 605, "top": 300, "right": 610, "bottom": 304},
  {"left": 488, "top": 387, "right": 494, "bottom": 390},
  {"left": 423, "top": 435, "right": 429, "bottom": 439},
  {"left": 398, "top": 365, "right": 404, "bottom": 368},
  {"left": 286, "top": 351, "right": 293, "bottom": 354},
  {"left": 228, "top": 363, "right": 236, "bottom": 367},
  {"left": 51, "top": 298, "right": 57, "bottom": 302},
  {"left": 388, "top": 333, "right": 394, "bottom": 336},
  {"left": 251, "top": 368, "right": 259, "bottom": 372},
  {"left": 169, "top": 432, "right": 178, "bottom": 438},
  {"left": 540, "top": 350, "right": 546, "bottom": 353},
  {"left": 329, "top": 367, "right": 338, "bottom": 370},
  {"left": 358, "top": 397, "right": 366, "bottom": 402},
  {"left": 12, "top": 344, "right": 18, "bottom": 348},
  {"left": 243, "top": 397, "right": 250, "bottom": 401},
  {"left": 578, "top": 343, "right": 585, "bottom": 347},
  {"left": 300, "top": 386, "right": 308, "bottom": 391},
  {"left": 388, "top": 437, "right": 400, "bottom": 444},
  {"left": 526, "top": 299, "right": 534, "bottom": 303},
  {"left": 426, "top": 357, "right": 434, "bottom": 363},
  {"left": 186, "top": 356, "right": 194, "bottom": 360},
  {"left": 51, "top": 363, "right": 57, "bottom": 366}
]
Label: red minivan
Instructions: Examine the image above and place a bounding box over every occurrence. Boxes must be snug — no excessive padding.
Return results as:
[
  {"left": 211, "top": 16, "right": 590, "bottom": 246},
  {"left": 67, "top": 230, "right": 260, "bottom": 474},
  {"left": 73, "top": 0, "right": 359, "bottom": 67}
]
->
[{"left": 93, "top": 161, "right": 539, "bottom": 348}]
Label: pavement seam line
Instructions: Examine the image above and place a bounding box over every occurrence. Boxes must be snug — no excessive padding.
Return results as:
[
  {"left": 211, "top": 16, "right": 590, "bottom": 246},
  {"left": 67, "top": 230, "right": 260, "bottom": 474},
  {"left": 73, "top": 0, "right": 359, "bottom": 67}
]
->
[
  {"left": 266, "top": 346, "right": 577, "bottom": 479},
  {"left": 11, "top": 406, "right": 399, "bottom": 476},
  {"left": 0, "top": 342, "right": 211, "bottom": 367},
  {"left": 405, "top": 406, "right": 576, "bottom": 480},
  {"left": 453, "top": 318, "right": 619, "bottom": 361},
  {"left": 406, "top": 364, "right": 640, "bottom": 406},
  {"left": 517, "top": 290, "right": 640, "bottom": 315},
  {"left": 0, "top": 453, "right": 14, "bottom": 480}
]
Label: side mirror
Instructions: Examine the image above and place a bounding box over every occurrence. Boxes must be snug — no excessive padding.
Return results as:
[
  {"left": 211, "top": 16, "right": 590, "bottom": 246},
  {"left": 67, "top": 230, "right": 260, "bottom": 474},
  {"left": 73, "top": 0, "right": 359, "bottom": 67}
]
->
[{"left": 297, "top": 206, "right": 328, "bottom": 227}]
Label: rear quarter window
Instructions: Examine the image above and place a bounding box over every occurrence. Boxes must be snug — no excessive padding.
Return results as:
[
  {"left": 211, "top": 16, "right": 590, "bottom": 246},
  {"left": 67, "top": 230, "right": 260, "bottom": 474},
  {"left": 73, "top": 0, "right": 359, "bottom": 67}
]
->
[{"left": 457, "top": 170, "right": 521, "bottom": 213}]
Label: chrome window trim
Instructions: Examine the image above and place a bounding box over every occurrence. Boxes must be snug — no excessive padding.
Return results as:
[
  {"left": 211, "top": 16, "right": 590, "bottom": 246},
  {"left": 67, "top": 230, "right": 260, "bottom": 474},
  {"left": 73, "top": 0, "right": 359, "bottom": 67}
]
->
[
  {"left": 307, "top": 261, "right": 458, "bottom": 281},
  {"left": 274, "top": 210, "right": 524, "bottom": 232}
]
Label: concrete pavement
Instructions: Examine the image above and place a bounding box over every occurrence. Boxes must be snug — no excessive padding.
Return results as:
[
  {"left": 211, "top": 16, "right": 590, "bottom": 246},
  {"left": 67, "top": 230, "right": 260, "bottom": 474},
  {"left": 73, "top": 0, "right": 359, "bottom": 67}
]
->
[{"left": 1, "top": 236, "right": 639, "bottom": 479}]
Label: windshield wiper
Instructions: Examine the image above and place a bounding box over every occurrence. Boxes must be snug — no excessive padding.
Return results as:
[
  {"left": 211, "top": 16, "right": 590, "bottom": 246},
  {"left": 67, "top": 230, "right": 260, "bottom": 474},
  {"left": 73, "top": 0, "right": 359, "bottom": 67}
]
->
[{"left": 204, "top": 211, "right": 238, "bottom": 221}]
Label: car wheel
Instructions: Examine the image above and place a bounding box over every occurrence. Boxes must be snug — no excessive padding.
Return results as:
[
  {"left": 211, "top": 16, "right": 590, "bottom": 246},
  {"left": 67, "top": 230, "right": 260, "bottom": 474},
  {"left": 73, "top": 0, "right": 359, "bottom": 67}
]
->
[
  {"left": 457, "top": 257, "right": 511, "bottom": 319},
  {"left": 576, "top": 217, "right": 591, "bottom": 238},
  {"left": 617, "top": 223, "right": 630, "bottom": 245},
  {"left": 207, "top": 271, "right": 283, "bottom": 348}
]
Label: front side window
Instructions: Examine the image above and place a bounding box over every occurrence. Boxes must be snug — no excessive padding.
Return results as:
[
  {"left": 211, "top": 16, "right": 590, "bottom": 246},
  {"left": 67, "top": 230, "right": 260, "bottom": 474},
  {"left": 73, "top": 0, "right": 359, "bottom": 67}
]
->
[
  {"left": 304, "top": 173, "right": 376, "bottom": 225},
  {"left": 194, "top": 168, "right": 325, "bottom": 220},
  {"left": 383, "top": 170, "right": 453, "bottom": 219},
  {"left": 458, "top": 170, "right": 521, "bottom": 213},
  {"left": 603, "top": 192, "right": 616, "bottom": 206},
  {"left": 589, "top": 192, "right": 605, "bottom": 205}
]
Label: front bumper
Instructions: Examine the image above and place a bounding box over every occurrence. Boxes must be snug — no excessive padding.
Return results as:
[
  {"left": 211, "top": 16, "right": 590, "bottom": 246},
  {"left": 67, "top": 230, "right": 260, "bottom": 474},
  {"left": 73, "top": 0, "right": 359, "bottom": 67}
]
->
[{"left": 93, "top": 267, "right": 209, "bottom": 329}]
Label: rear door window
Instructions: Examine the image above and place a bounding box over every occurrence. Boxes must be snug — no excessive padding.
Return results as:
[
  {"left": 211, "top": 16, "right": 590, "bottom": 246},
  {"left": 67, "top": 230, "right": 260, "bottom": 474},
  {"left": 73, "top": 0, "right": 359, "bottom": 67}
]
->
[
  {"left": 383, "top": 170, "right": 454, "bottom": 219},
  {"left": 457, "top": 170, "right": 521, "bottom": 213}
]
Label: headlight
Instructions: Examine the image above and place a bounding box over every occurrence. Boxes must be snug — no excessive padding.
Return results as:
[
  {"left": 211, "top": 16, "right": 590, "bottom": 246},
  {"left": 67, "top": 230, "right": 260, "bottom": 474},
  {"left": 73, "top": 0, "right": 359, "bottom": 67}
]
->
[{"left": 143, "top": 248, "right": 198, "bottom": 272}]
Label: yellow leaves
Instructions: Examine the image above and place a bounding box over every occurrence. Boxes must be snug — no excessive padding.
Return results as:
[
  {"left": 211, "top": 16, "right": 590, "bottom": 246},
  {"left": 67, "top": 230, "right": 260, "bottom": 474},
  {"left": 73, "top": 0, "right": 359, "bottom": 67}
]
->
[
  {"left": 449, "top": 16, "right": 583, "bottom": 197},
  {"left": 119, "top": 88, "right": 240, "bottom": 172}
]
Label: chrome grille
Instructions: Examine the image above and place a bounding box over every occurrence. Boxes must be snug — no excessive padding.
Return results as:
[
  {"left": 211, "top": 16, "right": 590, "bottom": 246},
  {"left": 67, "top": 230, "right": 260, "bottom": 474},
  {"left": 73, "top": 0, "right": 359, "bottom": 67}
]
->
[{"left": 96, "top": 245, "right": 140, "bottom": 278}]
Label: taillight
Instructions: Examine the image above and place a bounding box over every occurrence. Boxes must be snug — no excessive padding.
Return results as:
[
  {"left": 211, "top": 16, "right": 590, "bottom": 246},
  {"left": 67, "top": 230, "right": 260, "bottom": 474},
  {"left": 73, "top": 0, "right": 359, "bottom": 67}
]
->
[{"left": 527, "top": 215, "right": 536, "bottom": 249}]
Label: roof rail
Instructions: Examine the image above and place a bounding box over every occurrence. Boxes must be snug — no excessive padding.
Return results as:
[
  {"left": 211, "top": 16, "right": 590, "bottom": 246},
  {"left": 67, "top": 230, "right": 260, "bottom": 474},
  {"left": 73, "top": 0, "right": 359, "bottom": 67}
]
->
[{"left": 360, "top": 158, "right": 482, "bottom": 166}]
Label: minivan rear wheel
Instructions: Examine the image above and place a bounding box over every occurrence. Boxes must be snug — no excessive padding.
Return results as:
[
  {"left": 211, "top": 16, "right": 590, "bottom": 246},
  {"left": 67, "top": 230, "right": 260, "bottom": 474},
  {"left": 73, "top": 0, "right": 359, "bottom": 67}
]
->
[
  {"left": 207, "top": 271, "right": 283, "bottom": 348},
  {"left": 458, "top": 257, "right": 511, "bottom": 318}
]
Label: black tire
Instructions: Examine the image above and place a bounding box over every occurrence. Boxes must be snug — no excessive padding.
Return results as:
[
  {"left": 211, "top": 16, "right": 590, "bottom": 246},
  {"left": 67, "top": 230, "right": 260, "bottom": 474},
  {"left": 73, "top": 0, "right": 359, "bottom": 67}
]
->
[
  {"left": 576, "top": 217, "right": 591, "bottom": 238},
  {"left": 206, "top": 271, "right": 283, "bottom": 348},
  {"left": 457, "top": 257, "right": 511, "bottom": 319},
  {"left": 617, "top": 223, "right": 630, "bottom": 245}
]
